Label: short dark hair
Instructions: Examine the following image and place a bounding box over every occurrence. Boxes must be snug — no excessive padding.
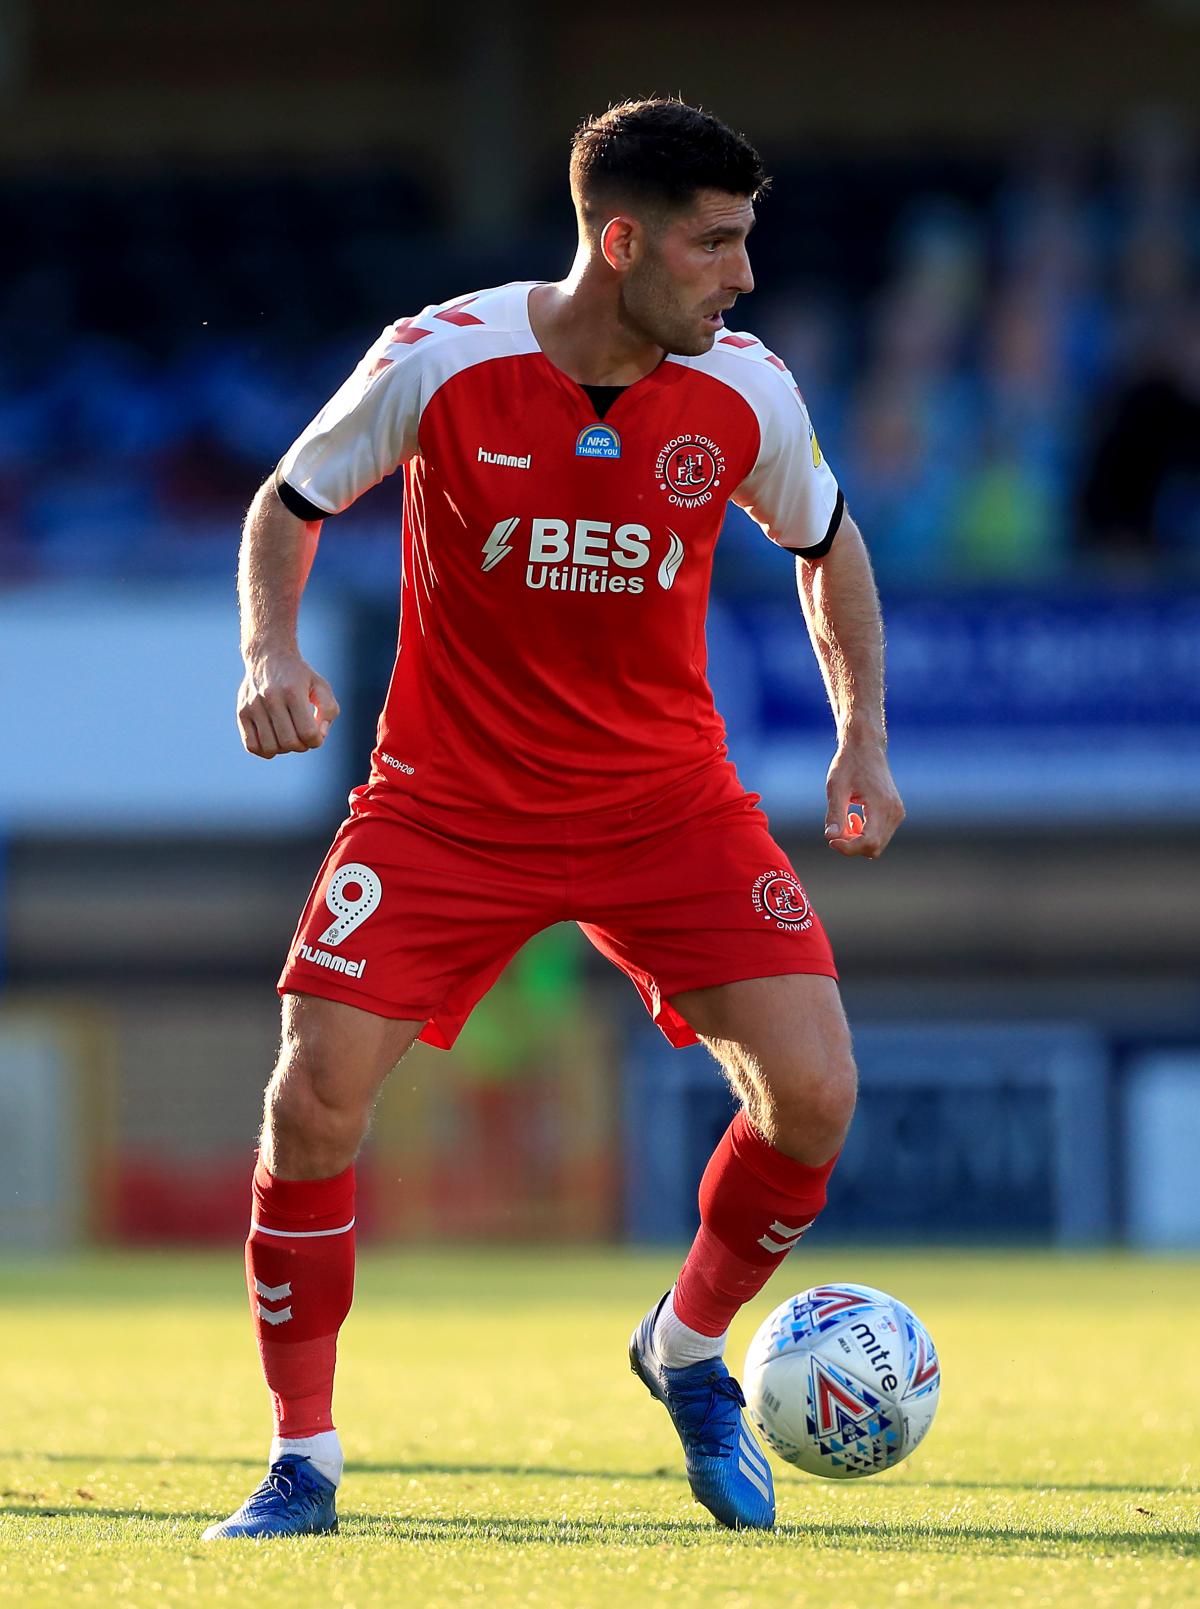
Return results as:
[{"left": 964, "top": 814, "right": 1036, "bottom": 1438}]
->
[{"left": 570, "top": 98, "right": 769, "bottom": 226}]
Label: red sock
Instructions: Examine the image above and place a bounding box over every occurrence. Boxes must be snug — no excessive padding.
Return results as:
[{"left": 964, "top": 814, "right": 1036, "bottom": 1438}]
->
[
  {"left": 671, "top": 1110, "right": 838, "bottom": 1337},
  {"left": 244, "top": 1159, "right": 356, "bottom": 1439}
]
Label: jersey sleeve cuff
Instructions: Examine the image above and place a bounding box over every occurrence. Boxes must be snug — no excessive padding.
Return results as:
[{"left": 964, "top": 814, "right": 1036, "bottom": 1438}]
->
[
  {"left": 274, "top": 467, "right": 330, "bottom": 523},
  {"left": 785, "top": 488, "right": 844, "bottom": 560}
]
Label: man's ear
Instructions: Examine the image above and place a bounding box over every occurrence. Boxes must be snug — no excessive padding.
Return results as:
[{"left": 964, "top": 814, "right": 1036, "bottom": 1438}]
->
[{"left": 600, "top": 215, "right": 639, "bottom": 272}]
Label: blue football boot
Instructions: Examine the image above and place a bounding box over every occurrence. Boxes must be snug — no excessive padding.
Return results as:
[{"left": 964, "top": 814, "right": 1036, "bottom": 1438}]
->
[
  {"left": 630, "top": 1293, "right": 775, "bottom": 1530},
  {"left": 201, "top": 1455, "right": 338, "bottom": 1540}
]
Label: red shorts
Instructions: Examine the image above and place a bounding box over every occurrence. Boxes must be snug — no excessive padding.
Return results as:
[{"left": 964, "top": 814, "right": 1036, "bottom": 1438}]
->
[{"left": 278, "top": 763, "right": 838, "bottom": 1049}]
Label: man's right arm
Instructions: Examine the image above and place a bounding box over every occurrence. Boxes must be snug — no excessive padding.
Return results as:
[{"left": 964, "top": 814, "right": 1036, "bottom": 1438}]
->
[
  {"left": 238, "top": 311, "right": 429, "bottom": 756},
  {"left": 236, "top": 480, "right": 341, "bottom": 760}
]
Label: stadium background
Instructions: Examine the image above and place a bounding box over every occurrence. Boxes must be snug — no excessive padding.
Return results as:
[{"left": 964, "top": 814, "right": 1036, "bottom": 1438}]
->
[{"left": 2, "top": 0, "right": 1198, "bottom": 1257}]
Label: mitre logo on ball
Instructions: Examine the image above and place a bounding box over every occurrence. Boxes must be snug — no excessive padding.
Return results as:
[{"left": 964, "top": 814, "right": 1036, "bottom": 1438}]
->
[{"left": 743, "top": 1284, "right": 941, "bottom": 1480}]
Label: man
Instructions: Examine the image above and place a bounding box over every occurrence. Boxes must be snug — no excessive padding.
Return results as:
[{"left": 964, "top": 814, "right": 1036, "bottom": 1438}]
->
[{"left": 205, "top": 97, "right": 903, "bottom": 1541}]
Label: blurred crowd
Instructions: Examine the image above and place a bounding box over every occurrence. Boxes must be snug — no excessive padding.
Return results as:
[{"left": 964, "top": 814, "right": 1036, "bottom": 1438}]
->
[
  {"left": 751, "top": 113, "right": 1200, "bottom": 594},
  {"left": 2, "top": 114, "right": 1197, "bottom": 594}
]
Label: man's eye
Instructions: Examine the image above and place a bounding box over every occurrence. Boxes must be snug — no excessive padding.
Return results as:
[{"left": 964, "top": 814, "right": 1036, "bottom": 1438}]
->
[{"left": 702, "top": 240, "right": 721, "bottom": 253}]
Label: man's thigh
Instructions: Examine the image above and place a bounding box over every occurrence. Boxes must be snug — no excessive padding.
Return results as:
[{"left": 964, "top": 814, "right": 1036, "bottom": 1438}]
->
[
  {"left": 279, "top": 803, "right": 563, "bottom": 1049},
  {"left": 577, "top": 791, "right": 837, "bottom": 1048},
  {"left": 668, "top": 973, "right": 853, "bottom": 1075},
  {"left": 670, "top": 974, "right": 857, "bottom": 1161},
  {"left": 276, "top": 990, "right": 425, "bottom": 1101}
]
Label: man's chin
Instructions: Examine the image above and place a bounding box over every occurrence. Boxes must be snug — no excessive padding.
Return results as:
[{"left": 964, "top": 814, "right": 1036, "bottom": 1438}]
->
[{"left": 664, "top": 327, "right": 718, "bottom": 358}]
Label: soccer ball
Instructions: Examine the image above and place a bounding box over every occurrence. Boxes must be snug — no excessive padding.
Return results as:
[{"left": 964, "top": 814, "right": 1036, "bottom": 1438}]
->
[{"left": 743, "top": 1283, "right": 940, "bottom": 1478}]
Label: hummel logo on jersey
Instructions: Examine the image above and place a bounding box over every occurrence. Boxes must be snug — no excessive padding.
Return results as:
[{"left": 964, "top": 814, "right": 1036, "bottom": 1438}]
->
[
  {"left": 480, "top": 517, "right": 686, "bottom": 596},
  {"left": 478, "top": 446, "right": 531, "bottom": 469}
]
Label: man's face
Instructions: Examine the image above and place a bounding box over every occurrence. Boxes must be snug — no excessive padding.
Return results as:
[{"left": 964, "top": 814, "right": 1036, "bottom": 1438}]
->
[{"left": 621, "top": 189, "right": 756, "bottom": 356}]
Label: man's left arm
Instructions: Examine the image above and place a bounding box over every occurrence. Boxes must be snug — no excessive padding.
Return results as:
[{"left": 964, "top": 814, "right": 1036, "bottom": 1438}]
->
[{"left": 795, "top": 511, "right": 905, "bottom": 858}]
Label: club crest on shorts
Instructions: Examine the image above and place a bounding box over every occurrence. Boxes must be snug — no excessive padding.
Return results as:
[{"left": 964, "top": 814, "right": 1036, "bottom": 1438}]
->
[
  {"left": 752, "top": 869, "right": 812, "bottom": 931},
  {"left": 656, "top": 433, "right": 726, "bottom": 508}
]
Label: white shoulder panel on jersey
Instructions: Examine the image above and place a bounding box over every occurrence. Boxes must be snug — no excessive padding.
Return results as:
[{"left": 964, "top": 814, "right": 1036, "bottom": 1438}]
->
[
  {"left": 277, "top": 282, "right": 540, "bottom": 517},
  {"left": 672, "top": 331, "right": 843, "bottom": 554}
]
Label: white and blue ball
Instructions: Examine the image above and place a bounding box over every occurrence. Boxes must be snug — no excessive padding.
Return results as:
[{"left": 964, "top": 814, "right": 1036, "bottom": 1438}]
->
[{"left": 743, "top": 1283, "right": 940, "bottom": 1479}]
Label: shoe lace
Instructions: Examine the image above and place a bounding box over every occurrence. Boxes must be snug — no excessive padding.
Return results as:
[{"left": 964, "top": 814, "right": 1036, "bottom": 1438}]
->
[
  {"left": 245, "top": 1459, "right": 315, "bottom": 1516},
  {"left": 670, "top": 1370, "right": 747, "bottom": 1459}
]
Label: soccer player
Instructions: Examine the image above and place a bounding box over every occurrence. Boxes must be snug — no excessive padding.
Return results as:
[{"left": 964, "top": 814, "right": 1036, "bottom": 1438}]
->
[{"left": 204, "top": 98, "right": 904, "bottom": 1540}]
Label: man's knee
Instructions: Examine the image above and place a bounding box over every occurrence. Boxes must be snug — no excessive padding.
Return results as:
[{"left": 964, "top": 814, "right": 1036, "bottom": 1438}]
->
[
  {"left": 762, "top": 1049, "right": 857, "bottom": 1148},
  {"left": 262, "top": 1049, "right": 369, "bottom": 1179},
  {"left": 749, "top": 1017, "right": 858, "bottom": 1163},
  {"left": 265, "top": 1046, "right": 366, "bottom": 1152},
  {"left": 260, "top": 996, "right": 417, "bottom": 1177},
  {"left": 260, "top": 997, "right": 392, "bottom": 1177}
]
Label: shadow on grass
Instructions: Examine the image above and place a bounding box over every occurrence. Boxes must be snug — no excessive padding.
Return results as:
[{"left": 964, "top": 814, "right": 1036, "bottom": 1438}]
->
[
  {"left": 5, "top": 1453, "right": 1194, "bottom": 1498},
  {"left": 0, "top": 1503, "right": 1193, "bottom": 1556},
  {"left": 10, "top": 1451, "right": 682, "bottom": 1484},
  {"left": 2, "top": 1506, "right": 216, "bottom": 1524},
  {"left": 907, "top": 1479, "right": 1196, "bottom": 1496},
  {"left": 367, "top": 1515, "right": 1200, "bottom": 1555}
]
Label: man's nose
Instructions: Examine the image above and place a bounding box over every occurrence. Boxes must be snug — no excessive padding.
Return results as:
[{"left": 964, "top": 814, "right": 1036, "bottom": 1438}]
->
[{"left": 729, "top": 246, "right": 754, "bottom": 296}]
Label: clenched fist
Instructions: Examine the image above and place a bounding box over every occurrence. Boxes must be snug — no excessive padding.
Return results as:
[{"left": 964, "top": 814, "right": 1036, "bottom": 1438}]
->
[{"left": 237, "top": 649, "right": 341, "bottom": 759}]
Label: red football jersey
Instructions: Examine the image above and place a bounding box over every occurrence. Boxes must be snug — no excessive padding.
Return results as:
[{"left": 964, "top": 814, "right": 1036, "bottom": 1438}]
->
[{"left": 277, "top": 282, "right": 843, "bottom": 816}]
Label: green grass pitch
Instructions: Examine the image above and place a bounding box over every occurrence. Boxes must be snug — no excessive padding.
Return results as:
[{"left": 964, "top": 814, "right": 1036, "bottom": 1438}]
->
[{"left": 1, "top": 1248, "right": 1196, "bottom": 1606}]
